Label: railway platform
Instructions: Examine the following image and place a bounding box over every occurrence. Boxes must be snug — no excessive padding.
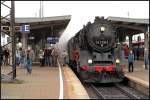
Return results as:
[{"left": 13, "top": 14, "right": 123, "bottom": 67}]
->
[
  {"left": 123, "top": 60, "right": 149, "bottom": 95},
  {"left": 1, "top": 62, "right": 89, "bottom": 99}
]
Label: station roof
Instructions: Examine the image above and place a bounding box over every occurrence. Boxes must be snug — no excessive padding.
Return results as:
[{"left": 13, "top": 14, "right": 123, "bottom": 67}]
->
[
  {"left": 107, "top": 16, "right": 149, "bottom": 36},
  {"left": 2, "top": 15, "right": 71, "bottom": 38},
  {"left": 2, "top": 15, "right": 71, "bottom": 24},
  {"left": 107, "top": 16, "right": 149, "bottom": 24},
  {"left": 15, "top": 15, "right": 71, "bottom": 23}
]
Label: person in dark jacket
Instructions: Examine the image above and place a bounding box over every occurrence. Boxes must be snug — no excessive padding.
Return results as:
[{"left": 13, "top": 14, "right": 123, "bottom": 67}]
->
[
  {"left": 136, "top": 47, "right": 140, "bottom": 60},
  {"left": 0, "top": 46, "right": 3, "bottom": 67},
  {"left": 4, "top": 48, "right": 10, "bottom": 65},
  {"left": 26, "top": 48, "right": 34, "bottom": 74},
  {"left": 128, "top": 50, "right": 134, "bottom": 72}
]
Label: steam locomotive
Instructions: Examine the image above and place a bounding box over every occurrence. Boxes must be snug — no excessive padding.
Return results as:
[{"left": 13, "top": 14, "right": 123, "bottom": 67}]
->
[{"left": 67, "top": 17, "right": 125, "bottom": 83}]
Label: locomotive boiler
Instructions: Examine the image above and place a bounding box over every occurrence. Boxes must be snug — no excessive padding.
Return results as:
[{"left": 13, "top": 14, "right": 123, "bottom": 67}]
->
[{"left": 67, "top": 17, "right": 125, "bottom": 83}]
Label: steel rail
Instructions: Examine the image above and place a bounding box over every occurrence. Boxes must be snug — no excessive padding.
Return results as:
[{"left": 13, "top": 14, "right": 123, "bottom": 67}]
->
[
  {"left": 90, "top": 83, "right": 143, "bottom": 99},
  {"left": 115, "top": 84, "right": 141, "bottom": 99},
  {"left": 90, "top": 84, "right": 105, "bottom": 99}
]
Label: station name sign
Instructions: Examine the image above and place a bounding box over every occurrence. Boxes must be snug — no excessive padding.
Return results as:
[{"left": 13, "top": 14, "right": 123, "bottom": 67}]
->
[{"left": 47, "top": 37, "right": 59, "bottom": 44}]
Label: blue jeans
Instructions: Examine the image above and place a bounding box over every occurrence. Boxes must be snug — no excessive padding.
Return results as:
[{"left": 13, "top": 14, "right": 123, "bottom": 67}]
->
[
  {"left": 20, "top": 57, "right": 26, "bottom": 67},
  {"left": 45, "top": 56, "right": 51, "bottom": 66},
  {"left": 16, "top": 57, "right": 20, "bottom": 65},
  {"left": 21, "top": 57, "right": 26, "bottom": 68},
  {"left": 64, "top": 57, "right": 67, "bottom": 64},
  {"left": 49, "top": 56, "right": 52, "bottom": 66},
  {"left": 26, "top": 59, "right": 32, "bottom": 74}
]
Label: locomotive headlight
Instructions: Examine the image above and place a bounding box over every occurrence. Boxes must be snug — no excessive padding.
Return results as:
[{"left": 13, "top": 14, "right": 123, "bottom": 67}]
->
[
  {"left": 100, "top": 26, "right": 105, "bottom": 32},
  {"left": 88, "top": 59, "right": 93, "bottom": 64},
  {"left": 115, "top": 59, "right": 120, "bottom": 64}
]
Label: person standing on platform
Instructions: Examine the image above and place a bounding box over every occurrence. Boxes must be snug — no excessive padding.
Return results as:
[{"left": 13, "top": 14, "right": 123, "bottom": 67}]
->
[
  {"left": 20, "top": 49, "right": 26, "bottom": 68},
  {"left": 44, "top": 49, "right": 49, "bottom": 66},
  {"left": 133, "top": 47, "right": 136, "bottom": 60},
  {"left": 26, "top": 48, "right": 34, "bottom": 74},
  {"left": 0, "top": 46, "right": 3, "bottom": 67},
  {"left": 44, "top": 48, "right": 47, "bottom": 66},
  {"left": 128, "top": 50, "right": 134, "bottom": 72},
  {"left": 51, "top": 48, "right": 54, "bottom": 67},
  {"left": 4, "top": 48, "right": 10, "bottom": 66},
  {"left": 120, "top": 46, "right": 125, "bottom": 67},
  {"left": 48, "top": 48, "right": 52, "bottom": 67},
  {"left": 62, "top": 50, "right": 68, "bottom": 66},
  {"left": 39, "top": 49, "right": 44, "bottom": 66},
  {"left": 72, "top": 48, "right": 79, "bottom": 67},
  {"left": 144, "top": 54, "right": 149, "bottom": 70},
  {"left": 51, "top": 48, "right": 58, "bottom": 67},
  {"left": 47, "top": 48, "right": 51, "bottom": 67},
  {"left": 16, "top": 50, "right": 21, "bottom": 67},
  {"left": 136, "top": 47, "right": 140, "bottom": 60}
]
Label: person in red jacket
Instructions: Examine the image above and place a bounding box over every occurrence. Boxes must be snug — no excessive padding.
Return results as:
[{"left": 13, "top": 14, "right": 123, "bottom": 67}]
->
[{"left": 72, "top": 48, "right": 79, "bottom": 67}]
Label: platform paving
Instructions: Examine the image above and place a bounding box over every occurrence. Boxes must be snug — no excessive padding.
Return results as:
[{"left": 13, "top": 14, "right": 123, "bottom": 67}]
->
[
  {"left": 63, "top": 65, "right": 90, "bottom": 99},
  {"left": 123, "top": 60, "right": 149, "bottom": 88},
  {"left": 1, "top": 64, "right": 89, "bottom": 99},
  {"left": 1, "top": 66, "right": 60, "bottom": 99}
]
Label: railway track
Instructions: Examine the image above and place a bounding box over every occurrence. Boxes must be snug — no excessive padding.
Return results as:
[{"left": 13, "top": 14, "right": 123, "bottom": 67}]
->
[{"left": 90, "top": 83, "right": 149, "bottom": 99}]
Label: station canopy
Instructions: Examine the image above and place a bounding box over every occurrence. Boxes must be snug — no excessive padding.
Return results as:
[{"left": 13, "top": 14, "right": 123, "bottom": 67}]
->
[
  {"left": 106, "top": 16, "right": 149, "bottom": 42},
  {"left": 2, "top": 15, "right": 71, "bottom": 38},
  {"left": 107, "top": 16, "right": 149, "bottom": 35}
]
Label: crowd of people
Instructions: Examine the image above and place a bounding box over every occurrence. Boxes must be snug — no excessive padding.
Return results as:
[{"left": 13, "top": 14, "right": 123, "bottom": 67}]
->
[
  {"left": 122, "top": 44, "right": 149, "bottom": 72},
  {"left": 38, "top": 47, "right": 68, "bottom": 67},
  {"left": 0, "top": 44, "right": 148, "bottom": 75},
  {"left": 38, "top": 47, "right": 59, "bottom": 67},
  {"left": 0, "top": 46, "right": 35, "bottom": 74},
  {"left": 0, "top": 45, "right": 68, "bottom": 71}
]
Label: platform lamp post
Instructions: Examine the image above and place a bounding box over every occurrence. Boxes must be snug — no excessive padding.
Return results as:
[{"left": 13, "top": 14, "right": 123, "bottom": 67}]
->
[{"left": 10, "top": 1, "right": 16, "bottom": 79}]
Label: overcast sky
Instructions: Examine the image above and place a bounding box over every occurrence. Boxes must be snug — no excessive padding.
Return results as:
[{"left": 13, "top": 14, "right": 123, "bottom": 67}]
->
[{"left": 1, "top": 1, "right": 149, "bottom": 48}]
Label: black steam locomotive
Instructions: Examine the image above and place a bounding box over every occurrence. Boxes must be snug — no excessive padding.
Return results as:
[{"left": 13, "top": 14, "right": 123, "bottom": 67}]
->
[{"left": 67, "top": 17, "right": 125, "bottom": 83}]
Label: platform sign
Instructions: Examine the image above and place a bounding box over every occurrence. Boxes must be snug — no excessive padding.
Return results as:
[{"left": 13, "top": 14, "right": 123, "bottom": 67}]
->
[
  {"left": 20, "top": 24, "right": 30, "bottom": 33},
  {"left": 47, "top": 37, "right": 59, "bottom": 44},
  {"left": 54, "top": 37, "right": 59, "bottom": 42},
  {"left": 47, "top": 37, "right": 53, "bottom": 43}
]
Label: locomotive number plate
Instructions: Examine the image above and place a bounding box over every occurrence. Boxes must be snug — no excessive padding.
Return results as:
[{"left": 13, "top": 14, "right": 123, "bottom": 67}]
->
[{"left": 95, "top": 40, "right": 108, "bottom": 45}]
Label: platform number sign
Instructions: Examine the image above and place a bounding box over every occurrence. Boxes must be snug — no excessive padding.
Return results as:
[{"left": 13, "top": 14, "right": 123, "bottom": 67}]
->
[{"left": 21, "top": 24, "right": 30, "bottom": 33}]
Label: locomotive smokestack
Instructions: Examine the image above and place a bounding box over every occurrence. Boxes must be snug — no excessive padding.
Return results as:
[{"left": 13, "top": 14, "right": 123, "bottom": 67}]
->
[
  {"left": 95, "top": 16, "right": 104, "bottom": 22},
  {"left": 95, "top": 16, "right": 104, "bottom": 19}
]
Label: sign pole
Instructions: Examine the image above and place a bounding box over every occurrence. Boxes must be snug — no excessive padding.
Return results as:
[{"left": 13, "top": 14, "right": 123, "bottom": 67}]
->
[
  {"left": 21, "top": 24, "right": 30, "bottom": 51},
  {"left": 10, "top": 1, "right": 16, "bottom": 79}
]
